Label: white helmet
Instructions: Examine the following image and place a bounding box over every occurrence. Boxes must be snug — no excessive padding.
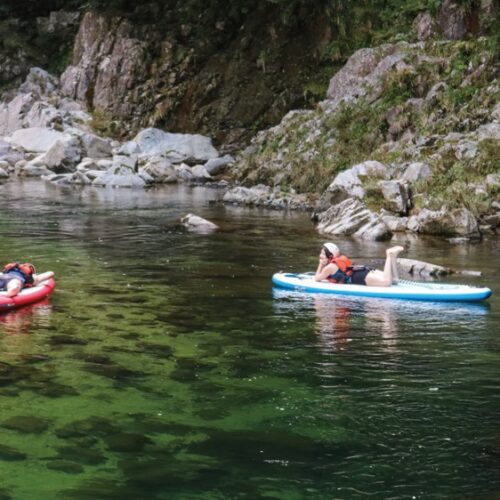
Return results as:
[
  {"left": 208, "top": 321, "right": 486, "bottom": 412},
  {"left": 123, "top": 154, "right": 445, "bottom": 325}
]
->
[{"left": 323, "top": 242, "right": 340, "bottom": 257}]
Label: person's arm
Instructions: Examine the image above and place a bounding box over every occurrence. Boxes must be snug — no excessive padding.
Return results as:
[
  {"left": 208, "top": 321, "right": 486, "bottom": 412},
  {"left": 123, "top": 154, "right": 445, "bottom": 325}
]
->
[
  {"left": 33, "top": 271, "right": 54, "bottom": 285},
  {"left": 315, "top": 259, "right": 338, "bottom": 282}
]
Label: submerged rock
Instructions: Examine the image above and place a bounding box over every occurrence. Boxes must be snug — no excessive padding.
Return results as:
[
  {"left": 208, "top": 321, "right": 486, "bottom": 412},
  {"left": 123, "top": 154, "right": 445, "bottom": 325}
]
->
[
  {"left": 0, "top": 444, "right": 27, "bottom": 461},
  {"left": 46, "top": 459, "right": 84, "bottom": 474},
  {"left": 1, "top": 415, "right": 50, "bottom": 434},
  {"left": 104, "top": 433, "right": 153, "bottom": 452}
]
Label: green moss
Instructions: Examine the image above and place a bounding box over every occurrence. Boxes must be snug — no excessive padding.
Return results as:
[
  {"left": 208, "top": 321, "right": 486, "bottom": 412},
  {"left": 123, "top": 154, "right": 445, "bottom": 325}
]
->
[
  {"left": 363, "top": 183, "right": 386, "bottom": 212},
  {"left": 89, "top": 108, "right": 124, "bottom": 139}
]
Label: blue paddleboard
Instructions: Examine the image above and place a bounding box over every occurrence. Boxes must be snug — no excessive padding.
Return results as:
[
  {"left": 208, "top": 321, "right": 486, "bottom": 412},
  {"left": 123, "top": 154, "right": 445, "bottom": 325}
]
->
[{"left": 272, "top": 273, "right": 492, "bottom": 302}]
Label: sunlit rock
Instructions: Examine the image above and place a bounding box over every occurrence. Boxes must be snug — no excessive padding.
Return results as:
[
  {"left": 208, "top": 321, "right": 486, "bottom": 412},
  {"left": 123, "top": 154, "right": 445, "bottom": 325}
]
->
[
  {"left": 8, "top": 127, "right": 65, "bottom": 153},
  {"left": 181, "top": 213, "right": 218, "bottom": 232},
  {"left": 134, "top": 128, "right": 219, "bottom": 163}
]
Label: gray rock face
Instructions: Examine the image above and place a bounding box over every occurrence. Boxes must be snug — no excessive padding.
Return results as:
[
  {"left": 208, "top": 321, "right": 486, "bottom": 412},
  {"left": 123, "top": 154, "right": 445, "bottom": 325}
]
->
[
  {"left": 0, "top": 165, "right": 9, "bottom": 178},
  {"left": 24, "top": 101, "right": 66, "bottom": 129},
  {"left": 407, "top": 207, "right": 480, "bottom": 238},
  {"left": 377, "top": 180, "right": 411, "bottom": 214},
  {"left": 316, "top": 197, "right": 392, "bottom": 241},
  {"left": 476, "top": 123, "right": 500, "bottom": 141},
  {"left": 438, "top": 0, "right": 467, "bottom": 40},
  {"left": 324, "top": 43, "right": 412, "bottom": 111},
  {"left": 117, "top": 141, "right": 141, "bottom": 156},
  {"left": 60, "top": 12, "right": 148, "bottom": 118},
  {"left": 414, "top": 12, "right": 437, "bottom": 41},
  {"left": 79, "top": 133, "right": 112, "bottom": 159}
]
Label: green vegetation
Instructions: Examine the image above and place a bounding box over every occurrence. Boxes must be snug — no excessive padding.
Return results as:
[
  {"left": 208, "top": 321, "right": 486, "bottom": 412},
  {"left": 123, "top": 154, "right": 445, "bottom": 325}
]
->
[
  {"left": 412, "top": 138, "right": 500, "bottom": 214},
  {"left": 236, "top": 33, "right": 498, "bottom": 222},
  {"left": 89, "top": 108, "right": 124, "bottom": 139}
]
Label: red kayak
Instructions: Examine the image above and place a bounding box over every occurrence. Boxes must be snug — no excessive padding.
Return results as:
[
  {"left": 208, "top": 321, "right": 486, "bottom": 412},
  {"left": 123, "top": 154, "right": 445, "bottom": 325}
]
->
[{"left": 0, "top": 278, "right": 56, "bottom": 312}]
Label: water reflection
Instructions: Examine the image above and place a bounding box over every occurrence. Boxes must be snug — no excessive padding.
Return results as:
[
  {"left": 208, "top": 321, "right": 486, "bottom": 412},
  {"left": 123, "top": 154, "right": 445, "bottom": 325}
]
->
[
  {"left": 0, "top": 299, "right": 52, "bottom": 336},
  {"left": 314, "top": 295, "right": 399, "bottom": 353},
  {"left": 273, "top": 288, "right": 490, "bottom": 353}
]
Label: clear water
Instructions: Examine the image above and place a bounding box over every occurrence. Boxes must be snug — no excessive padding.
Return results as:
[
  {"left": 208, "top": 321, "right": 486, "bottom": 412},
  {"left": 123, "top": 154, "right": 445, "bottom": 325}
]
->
[{"left": 0, "top": 179, "right": 498, "bottom": 499}]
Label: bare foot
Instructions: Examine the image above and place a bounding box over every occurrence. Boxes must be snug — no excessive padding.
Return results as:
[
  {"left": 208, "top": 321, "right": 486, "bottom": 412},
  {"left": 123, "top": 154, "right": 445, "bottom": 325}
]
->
[{"left": 386, "top": 245, "right": 404, "bottom": 257}]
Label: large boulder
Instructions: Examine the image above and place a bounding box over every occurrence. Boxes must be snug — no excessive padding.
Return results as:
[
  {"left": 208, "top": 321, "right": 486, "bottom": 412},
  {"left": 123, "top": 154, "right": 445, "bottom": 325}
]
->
[
  {"left": 7, "top": 128, "right": 65, "bottom": 153},
  {"left": 204, "top": 154, "right": 234, "bottom": 175},
  {"left": 407, "top": 208, "right": 480, "bottom": 238},
  {"left": 35, "top": 136, "right": 82, "bottom": 172},
  {"left": 316, "top": 197, "right": 392, "bottom": 241},
  {"left": 133, "top": 128, "right": 219, "bottom": 163},
  {"left": 141, "top": 156, "right": 177, "bottom": 183},
  {"left": 79, "top": 133, "right": 112, "bottom": 159}
]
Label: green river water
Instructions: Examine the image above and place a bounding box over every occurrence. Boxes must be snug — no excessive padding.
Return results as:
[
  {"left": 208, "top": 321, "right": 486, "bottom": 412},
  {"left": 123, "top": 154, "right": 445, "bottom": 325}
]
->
[{"left": 0, "top": 179, "right": 498, "bottom": 499}]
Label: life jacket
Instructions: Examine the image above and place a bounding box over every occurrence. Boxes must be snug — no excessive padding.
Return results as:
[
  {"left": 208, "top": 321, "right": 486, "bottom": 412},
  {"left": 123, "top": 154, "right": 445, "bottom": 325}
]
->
[
  {"left": 327, "top": 255, "right": 354, "bottom": 284},
  {"left": 2, "top": 262, "right": 35, "bottom": 287}
]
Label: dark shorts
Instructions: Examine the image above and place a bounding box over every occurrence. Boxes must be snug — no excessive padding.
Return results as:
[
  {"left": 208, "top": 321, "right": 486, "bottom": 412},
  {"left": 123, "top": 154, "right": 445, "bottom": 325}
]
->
[{"left": 351, "top": 267, "right": 371, "bottom": 286}]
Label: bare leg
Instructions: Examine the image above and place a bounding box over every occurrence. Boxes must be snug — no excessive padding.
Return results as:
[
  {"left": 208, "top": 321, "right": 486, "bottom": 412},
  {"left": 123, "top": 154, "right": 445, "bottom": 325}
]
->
[
  {"left": 364, "top": 246, "right": 404, "bottom": 287},
  {"left": 6, "top": 279, "right": 23, "bottom": 298},
  {"left": 391, "top": 255, "right": 399, "bottom": 284}
]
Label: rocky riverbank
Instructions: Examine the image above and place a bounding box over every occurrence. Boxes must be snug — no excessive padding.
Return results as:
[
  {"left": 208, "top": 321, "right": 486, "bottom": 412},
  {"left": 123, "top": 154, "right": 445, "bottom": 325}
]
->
[
  {"left": 230, "top": 37, "right": 499, "bottom": 241},
  {"left": 0, "top": 1, "right": 498, "bottom": 243}
]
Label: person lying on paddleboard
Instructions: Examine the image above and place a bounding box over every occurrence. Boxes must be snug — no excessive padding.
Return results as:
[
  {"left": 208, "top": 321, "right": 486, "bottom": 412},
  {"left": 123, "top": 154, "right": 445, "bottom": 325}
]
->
[
  {"left": 0, "top": 262, "right": 54, "bottom": 297},
  {"left": 315, "top": 243, "right": 404, "bottom": 287}
]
